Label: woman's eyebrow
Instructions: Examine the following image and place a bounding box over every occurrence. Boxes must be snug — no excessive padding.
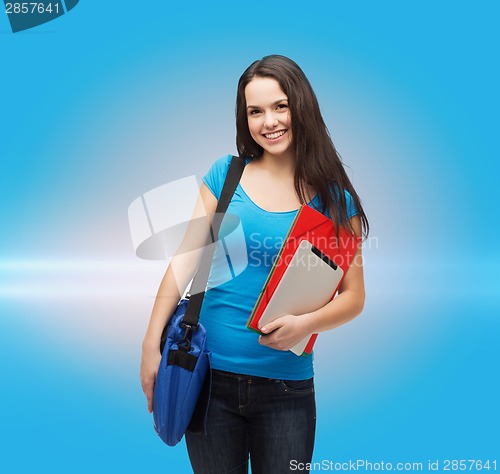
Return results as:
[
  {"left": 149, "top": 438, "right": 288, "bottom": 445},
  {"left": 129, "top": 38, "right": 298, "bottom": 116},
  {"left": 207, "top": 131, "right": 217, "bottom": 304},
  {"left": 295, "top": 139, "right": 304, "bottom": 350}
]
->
[{"left": 247, "top": 98, "right": 288, "bottom": 109}]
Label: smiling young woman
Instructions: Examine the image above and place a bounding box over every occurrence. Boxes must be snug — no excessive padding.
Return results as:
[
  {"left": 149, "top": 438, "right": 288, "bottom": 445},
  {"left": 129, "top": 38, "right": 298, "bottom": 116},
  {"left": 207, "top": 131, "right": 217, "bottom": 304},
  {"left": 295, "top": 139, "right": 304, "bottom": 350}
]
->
[
  {"left": 140, "top": 55, "right": 369, "bottom": 474},
  {"left": 246, "top": 77, "right": 294, "bottom": 158}
]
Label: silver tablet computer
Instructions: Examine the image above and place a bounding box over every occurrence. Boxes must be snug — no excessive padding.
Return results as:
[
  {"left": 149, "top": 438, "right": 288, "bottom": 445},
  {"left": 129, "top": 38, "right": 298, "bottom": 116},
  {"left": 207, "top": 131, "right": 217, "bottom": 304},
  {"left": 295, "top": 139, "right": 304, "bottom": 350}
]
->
[{"left": 258, "top": 239, "right": 344, "bottom": 355}]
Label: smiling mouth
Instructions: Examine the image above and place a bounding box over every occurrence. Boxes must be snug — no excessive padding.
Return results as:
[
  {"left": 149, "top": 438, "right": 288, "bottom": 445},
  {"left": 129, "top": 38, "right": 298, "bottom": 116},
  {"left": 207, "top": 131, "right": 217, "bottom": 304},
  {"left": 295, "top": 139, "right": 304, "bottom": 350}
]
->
[{"left": 263, "top": 130, "right": 287, "bottom": 140}]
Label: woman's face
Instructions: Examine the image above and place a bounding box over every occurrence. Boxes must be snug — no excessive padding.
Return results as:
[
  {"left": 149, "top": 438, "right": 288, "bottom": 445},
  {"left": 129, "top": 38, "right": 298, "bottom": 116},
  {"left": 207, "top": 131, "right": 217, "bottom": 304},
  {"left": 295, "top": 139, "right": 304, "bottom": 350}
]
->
[{"left": 245, "top": 77, "right": 293, "bottom": 158}]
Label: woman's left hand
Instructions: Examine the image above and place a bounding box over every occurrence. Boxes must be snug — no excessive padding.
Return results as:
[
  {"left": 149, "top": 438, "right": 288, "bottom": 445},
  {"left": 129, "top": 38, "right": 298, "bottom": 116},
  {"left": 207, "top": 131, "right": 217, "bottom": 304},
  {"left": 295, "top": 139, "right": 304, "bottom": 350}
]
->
[{"left": 258, "top": 314, "right": 311, "bottom": 351}]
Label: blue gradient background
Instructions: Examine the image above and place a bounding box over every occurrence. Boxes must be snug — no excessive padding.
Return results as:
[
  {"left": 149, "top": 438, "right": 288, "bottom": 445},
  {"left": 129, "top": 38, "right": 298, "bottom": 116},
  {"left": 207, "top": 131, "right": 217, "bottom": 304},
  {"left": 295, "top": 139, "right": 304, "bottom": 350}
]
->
[{"left": 1, "top": 2, "right": 499, "bottom": 472}]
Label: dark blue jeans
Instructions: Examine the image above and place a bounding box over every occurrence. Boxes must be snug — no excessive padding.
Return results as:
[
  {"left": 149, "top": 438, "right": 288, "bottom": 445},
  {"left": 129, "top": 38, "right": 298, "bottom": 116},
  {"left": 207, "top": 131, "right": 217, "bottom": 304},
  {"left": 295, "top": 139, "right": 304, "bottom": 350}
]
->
[{"left": 185, "top": 368, "right": 316, "bottom": 473}]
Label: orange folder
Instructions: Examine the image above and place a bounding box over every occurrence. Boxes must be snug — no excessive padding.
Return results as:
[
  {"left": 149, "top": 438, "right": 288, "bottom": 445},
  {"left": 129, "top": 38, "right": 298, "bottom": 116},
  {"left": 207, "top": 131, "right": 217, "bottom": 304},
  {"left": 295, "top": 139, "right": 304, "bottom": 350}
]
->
[{"left": 246, "top": 204, "right": 361, "bottom": 356}]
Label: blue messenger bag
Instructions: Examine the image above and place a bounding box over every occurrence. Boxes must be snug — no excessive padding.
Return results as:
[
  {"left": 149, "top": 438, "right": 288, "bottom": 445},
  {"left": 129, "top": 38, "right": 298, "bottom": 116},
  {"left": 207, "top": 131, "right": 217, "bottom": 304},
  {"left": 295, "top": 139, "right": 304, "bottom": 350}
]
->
[{"left": 152, "top": 155, "right": 245, "bottom": 446}]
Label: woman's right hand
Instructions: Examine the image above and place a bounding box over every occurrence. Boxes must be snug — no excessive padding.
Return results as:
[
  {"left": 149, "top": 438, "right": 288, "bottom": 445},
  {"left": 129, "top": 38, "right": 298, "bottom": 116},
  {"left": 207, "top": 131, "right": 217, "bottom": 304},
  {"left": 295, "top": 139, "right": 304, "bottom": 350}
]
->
[{"left": 140, "top": 344, "right": 162, "bottom": 413}]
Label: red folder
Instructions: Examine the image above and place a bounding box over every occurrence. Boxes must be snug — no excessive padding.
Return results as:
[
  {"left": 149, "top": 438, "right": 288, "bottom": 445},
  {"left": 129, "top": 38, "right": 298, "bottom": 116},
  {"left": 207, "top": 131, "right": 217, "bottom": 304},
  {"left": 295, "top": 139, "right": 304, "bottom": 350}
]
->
[{"left": 246, "top": 204, "right": 361, "bottom": 355}]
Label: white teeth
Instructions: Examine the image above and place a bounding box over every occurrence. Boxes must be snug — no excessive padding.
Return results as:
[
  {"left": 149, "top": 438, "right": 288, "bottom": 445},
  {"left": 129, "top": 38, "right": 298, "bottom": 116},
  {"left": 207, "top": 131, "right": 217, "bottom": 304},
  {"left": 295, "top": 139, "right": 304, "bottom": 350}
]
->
[{"left": 264, "top": 130, "right": 286, "bottom": 139}]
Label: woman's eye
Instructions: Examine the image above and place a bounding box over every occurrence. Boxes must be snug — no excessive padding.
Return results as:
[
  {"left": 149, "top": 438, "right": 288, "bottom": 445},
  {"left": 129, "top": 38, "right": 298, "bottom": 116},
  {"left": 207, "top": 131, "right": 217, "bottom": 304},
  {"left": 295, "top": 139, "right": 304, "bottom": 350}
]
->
[
  {"left": 249, "top": 109, "right": 260, "bottom": 115},
  {"left": 277, "top": 104, "right": 288, "bottom": 110}
]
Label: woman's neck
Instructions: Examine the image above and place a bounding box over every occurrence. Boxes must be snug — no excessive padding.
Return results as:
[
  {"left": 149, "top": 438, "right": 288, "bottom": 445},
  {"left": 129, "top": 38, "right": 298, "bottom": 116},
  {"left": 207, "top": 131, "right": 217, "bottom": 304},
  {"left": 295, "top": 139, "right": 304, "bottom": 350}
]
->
[{"left": 256, "top": 150, "right": 296, "bottom": 178}]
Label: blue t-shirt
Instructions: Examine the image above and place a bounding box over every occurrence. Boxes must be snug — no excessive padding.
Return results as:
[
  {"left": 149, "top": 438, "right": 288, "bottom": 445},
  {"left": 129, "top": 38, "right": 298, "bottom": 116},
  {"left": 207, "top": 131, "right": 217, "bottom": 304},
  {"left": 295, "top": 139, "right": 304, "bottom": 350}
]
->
[{"left": 199, "top": 154, "right": 358, "bottom": 380}]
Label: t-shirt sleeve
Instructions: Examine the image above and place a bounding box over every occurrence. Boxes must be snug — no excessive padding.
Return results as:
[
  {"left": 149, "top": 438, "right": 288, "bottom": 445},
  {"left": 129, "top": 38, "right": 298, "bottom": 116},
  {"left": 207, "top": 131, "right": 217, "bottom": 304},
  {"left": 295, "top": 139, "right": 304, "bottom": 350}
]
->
[
  {"left": 344, "top": 189, "right": 359, "bottom": 219},
  {"left": 202, "top": 154, "right": 233, "bottom": 200},
  {"left": 324, "top": 185, "right": 359, "bottom": 220}
]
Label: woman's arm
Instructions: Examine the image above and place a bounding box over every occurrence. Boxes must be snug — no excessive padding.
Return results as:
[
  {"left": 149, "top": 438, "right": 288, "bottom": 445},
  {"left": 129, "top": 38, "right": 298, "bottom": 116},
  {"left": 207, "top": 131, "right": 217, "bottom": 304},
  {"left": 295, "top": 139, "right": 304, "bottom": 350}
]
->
[
  {"left": 301, "top": 214, "right": 365, "bottom": 333},
  {"left": 258, "top": 215, "right": 365, "bottom": 351},
  {"left": 140, "top": 183, "right": 218, "bottom": 412}
]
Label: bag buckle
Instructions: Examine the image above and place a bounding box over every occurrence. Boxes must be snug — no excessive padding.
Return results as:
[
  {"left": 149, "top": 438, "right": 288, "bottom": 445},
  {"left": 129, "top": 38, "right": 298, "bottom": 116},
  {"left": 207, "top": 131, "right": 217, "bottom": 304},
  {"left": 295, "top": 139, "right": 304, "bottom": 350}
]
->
[{"left": 178, "top": 321, "right": 199, "bottom": 351}]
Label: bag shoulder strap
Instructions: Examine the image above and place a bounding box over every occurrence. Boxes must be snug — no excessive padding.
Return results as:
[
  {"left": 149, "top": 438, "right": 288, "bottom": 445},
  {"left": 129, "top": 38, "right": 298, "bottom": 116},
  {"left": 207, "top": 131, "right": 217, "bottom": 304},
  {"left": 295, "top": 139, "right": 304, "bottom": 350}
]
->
[{"left": 181, "top": 155, "right": 245, "bottom": 327}]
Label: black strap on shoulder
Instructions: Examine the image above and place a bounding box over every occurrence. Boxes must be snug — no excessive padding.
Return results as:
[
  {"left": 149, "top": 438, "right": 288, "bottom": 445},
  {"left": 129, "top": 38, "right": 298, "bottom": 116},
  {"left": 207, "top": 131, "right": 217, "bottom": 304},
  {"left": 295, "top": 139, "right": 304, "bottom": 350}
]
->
[{"left": 181, "top": 155, "right": 245, "bottom": 328}]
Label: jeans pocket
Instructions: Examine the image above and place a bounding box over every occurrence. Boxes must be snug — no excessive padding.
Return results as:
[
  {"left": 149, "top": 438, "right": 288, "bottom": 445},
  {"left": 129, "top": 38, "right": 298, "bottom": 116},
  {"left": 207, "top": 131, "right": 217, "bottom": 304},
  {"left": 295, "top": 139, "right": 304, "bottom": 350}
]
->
[{"left": 281, "top": 377, "right": 314, "bottom": 393}]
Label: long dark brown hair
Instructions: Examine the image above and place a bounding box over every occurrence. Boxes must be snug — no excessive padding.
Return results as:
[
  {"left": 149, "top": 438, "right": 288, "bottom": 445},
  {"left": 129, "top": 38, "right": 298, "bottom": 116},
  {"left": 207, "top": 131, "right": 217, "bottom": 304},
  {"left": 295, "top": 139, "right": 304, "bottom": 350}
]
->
[{"left": 236, "top": 54, "right": 369, "bottom": 239}]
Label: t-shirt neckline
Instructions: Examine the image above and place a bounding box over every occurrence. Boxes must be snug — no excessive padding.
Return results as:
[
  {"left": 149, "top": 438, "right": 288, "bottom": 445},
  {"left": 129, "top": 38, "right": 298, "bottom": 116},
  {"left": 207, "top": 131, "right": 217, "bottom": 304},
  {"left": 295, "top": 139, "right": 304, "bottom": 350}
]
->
[{"left": 238, "top": 157, "right": 318, "bottom": 214}]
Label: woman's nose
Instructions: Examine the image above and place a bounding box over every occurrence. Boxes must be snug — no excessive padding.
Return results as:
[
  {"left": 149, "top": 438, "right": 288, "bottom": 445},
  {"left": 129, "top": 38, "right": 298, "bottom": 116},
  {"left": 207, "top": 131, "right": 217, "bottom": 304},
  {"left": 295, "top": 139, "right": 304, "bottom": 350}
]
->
[{"left": 264, "top": 114, "right": 278, "bottom": 129}]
